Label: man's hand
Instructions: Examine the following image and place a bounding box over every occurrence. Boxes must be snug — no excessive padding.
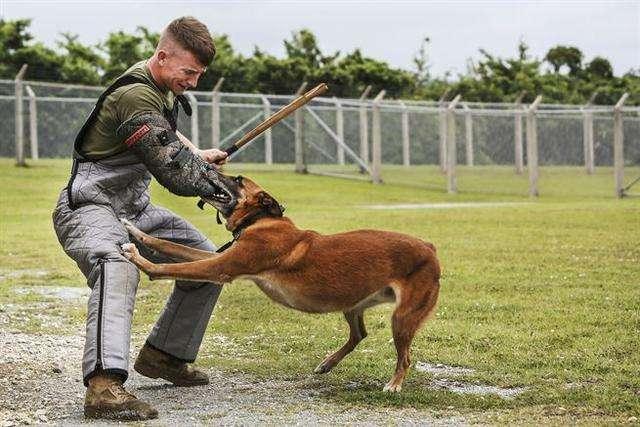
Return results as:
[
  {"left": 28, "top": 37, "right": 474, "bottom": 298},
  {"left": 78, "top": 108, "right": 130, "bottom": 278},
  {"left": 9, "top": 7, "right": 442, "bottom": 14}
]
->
[{"left": 198, "top": 148, "right": 228, "bottom": 168}]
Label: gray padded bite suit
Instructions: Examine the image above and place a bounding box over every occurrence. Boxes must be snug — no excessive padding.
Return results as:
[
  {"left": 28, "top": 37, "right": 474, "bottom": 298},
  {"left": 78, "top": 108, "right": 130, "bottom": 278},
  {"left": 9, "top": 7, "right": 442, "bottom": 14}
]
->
[{"left": 52, "top": 73, "right": 222, "bottom": 386}]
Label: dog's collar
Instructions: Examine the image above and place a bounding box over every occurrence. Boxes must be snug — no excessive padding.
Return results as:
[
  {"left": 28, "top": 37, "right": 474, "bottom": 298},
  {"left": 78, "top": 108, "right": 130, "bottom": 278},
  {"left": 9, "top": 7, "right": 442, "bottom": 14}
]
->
[
  {"left": 216, "top": 206, "right": 284, "bottom": 253},
  {"left": 230, "top": 211, "right": 271, "bottom": 238},
  {"left": 214, "top": 212, "right": 268, "bottom": 253},
  {"left": 215, "top": 221, "right": 246, "bottom": 253},
  {"left": 215, "top": 237, "right": 236, "bottom": 253}
]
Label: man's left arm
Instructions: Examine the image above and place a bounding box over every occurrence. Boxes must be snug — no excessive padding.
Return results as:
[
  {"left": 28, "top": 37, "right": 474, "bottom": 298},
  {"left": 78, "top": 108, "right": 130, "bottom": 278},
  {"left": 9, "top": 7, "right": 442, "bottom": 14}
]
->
[{"left": 176, "top": 131, "right": 228, "bottom": 167}]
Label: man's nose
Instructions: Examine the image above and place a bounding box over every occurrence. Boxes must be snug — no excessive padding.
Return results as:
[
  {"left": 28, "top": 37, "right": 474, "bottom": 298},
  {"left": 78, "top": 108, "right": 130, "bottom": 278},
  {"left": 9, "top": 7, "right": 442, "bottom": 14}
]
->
[{"left": 187, "top": 74, "right": 199, "bottom": 88}]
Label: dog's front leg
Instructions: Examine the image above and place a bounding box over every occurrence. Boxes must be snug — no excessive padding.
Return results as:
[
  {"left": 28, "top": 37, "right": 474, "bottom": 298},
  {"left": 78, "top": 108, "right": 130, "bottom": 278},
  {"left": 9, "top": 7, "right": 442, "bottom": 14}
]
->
[
  {"left": 121, "top": 243, "right": 236, "bottom": 283},
  {"left": 120, "top": 218, "right": 216, "bottom": 262},
  {"left": 121, "top": 243, "right": 170, "bottom": 280}
]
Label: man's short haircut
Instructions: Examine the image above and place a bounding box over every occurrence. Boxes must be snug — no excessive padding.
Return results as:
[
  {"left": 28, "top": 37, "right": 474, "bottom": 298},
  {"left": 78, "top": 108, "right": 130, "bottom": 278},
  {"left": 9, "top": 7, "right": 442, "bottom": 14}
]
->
[{"left": 162, "top": 16, "right": 216, "bottom": 66}]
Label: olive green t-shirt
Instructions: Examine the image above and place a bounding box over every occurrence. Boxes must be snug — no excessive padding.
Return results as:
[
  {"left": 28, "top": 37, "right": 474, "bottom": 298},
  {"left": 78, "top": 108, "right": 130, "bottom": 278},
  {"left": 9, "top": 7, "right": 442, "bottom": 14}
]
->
[{"left": 79, "top": 60, "right": 175, "bottom": 158}]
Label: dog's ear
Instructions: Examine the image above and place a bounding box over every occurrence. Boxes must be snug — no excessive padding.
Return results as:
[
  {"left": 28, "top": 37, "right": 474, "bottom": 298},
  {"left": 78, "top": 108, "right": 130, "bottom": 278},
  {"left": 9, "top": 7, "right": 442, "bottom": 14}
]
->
[{"left": 258, "top": 192, "right": 284, "bottom": 217}]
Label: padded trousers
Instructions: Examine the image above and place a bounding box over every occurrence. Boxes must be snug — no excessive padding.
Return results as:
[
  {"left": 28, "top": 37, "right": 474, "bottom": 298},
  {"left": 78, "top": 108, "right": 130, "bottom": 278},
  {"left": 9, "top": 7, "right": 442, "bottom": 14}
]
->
[{"left": 53, "top": 177, "right": 222, "bottom": 385}]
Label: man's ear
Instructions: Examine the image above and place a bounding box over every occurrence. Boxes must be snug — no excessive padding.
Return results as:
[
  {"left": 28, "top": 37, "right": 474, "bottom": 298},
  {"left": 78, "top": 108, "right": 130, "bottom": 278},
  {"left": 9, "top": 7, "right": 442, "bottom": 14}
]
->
[{"left": 157, "top": 50, "right": 168, "bottom": 65}]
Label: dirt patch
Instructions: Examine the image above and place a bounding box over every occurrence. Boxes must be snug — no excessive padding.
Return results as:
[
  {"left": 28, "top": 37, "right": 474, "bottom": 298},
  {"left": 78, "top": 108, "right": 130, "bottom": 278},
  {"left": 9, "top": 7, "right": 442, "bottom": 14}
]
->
[
  {"left": 0, "top": 283, "right": 524, "bottom": 423},
  {"left": 0, "top": 301, "right": 75, "bottom": 331},
  {"left": 415, "top": 362, "right": 526, "bottom": 399},
  {"left": 416, "top": 362, "right": 476, "bottom": 376},
  {"left": 0, "top": 330, "right": 466, "bottom": 425},
  {"left": 0, "top": 269, "right": 49, "bottom": 282},
  {"left": 13, "top": 286, "right": 89, "bottom": 302},
  {"left": 430, "top": 378, "right": 526, "bottom": 399}
]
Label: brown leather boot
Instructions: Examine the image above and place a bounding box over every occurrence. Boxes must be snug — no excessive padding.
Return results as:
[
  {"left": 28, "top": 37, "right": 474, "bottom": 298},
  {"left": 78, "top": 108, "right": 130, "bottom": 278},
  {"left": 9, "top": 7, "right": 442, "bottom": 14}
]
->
[
  {"left": 134, "top": 343, "right": 209, "bottom": 387},
  {"left": 84, "top": 372, "right": 158, "bottom": 421}
]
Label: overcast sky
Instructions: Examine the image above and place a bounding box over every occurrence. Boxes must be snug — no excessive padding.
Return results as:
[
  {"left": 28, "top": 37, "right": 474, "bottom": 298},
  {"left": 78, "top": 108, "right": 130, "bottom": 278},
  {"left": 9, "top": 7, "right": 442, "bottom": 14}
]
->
[{"left": 1, "top": 0, "right": 638, "bottom": 78}]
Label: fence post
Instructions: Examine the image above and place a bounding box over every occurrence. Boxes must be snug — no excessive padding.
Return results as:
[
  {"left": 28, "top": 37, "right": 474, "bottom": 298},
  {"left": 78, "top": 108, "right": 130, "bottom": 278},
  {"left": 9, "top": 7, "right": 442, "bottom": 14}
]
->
[
  {"left": 447, "top": 95, "right": 461, "bottom": 193},
  {"left": 185, "top": 92, "right": 199, "bottom": 148},
  {"left": 438, "top": 90, "right": 450, "bottom": 173},
  {"left": 261, "top": 96, "right": 273, "bottom": 164},
  {"left": 25, "top": 84, "right": 38, "bottom": 160},
  {"left": 514, "top": 91, "right": 526, "bottom": 174},
  {"left": 582, "top": 92, "right": 597, "bottom": 175},
  {"left": 333, "top": 96, "right": 345, "bottom": 165},
  {"left": 371, "top": 90, "right": 386, "bottom": 184},
  {"left": 359, "top": 85, "right": 372, "bottom": 173},
  {"left": 526, "top": 95, "right": 542, "bottom": 197},
  {"left": 614, "top": 93, "right": 629, "bottom": 198},
  {"left": 399, "top": 101, "right": 410, "bottom": 167},
  {"left": 211, "top": 77, "right": 224, "bottom": 149},
  {"left": 463, "top": 103, "right": 473, "bottom": 166},
  {"left": 14, "top": 64, "right": 28, "bottom": 167},
  {"left": 294, "top": 82, "right": 308, "bottom": 173}
]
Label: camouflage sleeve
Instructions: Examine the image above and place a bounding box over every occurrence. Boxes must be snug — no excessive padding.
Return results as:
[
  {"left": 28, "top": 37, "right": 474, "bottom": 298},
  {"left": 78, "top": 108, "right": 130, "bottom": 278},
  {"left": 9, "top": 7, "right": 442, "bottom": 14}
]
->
[{"left": 116, "top": 112, "right": 229, "bottom": 199}]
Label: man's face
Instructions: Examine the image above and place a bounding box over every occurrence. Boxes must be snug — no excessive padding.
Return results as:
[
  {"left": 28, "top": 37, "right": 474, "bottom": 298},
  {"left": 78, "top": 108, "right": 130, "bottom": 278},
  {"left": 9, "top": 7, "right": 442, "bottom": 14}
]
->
[{"left": 158, "top": 48, "right": 206, "bottom": 95}]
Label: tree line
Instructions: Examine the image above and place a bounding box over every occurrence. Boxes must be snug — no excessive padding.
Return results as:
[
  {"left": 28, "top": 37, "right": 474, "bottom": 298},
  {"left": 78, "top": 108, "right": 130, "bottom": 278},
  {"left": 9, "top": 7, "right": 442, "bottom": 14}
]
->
[{"left": 1, "top": 19, "right": 637, "bottom": 105}]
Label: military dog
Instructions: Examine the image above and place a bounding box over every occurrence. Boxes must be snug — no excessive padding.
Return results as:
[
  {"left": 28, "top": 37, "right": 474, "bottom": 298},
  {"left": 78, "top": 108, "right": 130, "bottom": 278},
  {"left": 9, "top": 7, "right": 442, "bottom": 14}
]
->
[{"left": 121, "top": 174, "right": 440, "bottom": 392}]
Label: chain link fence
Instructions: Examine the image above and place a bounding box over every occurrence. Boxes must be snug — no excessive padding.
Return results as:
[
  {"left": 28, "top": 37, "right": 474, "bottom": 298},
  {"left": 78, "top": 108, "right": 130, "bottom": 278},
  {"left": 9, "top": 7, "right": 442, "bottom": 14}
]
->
[{"left": 3, "top": 79, "right": 639, "bottom": 198}]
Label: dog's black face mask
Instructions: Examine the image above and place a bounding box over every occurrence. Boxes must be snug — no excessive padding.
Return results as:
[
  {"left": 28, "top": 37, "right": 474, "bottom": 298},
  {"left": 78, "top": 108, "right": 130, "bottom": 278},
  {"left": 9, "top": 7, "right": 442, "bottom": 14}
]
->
[
  {"left": 198, "top": 173, "right": 241, "bottom": 216},
  {"left": 205, "top": 175, "right": 286, "bottom": 231}
]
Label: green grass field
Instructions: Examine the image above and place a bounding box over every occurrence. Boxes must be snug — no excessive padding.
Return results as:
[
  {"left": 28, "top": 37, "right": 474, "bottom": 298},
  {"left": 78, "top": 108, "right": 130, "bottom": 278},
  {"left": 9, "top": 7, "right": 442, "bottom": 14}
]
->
[{"left": 1, "top": 158, "right": 639, "bottom": 423}]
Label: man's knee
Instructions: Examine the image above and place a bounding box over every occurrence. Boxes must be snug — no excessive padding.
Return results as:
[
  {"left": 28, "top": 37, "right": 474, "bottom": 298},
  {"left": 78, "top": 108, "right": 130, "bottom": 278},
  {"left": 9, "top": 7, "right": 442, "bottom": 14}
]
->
[{"left": 87, "top": 252, "right": 139, "bottom": 289}]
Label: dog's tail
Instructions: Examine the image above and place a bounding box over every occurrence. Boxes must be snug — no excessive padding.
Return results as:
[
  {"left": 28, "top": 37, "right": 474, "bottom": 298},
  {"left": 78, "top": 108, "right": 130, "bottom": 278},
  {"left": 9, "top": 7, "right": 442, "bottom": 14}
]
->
[{"left": 421, "top": 240, "right": 440, "bottom": 282}]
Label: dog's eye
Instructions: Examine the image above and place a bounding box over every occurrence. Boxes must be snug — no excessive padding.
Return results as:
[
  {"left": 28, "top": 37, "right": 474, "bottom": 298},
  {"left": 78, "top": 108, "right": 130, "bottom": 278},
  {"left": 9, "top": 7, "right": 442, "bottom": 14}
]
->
[{"left": 234, "top": 175, "right": 244, "bottom": 185}]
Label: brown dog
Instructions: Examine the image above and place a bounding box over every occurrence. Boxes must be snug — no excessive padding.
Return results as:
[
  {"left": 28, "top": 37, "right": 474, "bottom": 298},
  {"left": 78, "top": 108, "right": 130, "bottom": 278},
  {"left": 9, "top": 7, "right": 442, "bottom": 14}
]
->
[{"left": 121, "top": 174, "right": 440, "bottom": 392}]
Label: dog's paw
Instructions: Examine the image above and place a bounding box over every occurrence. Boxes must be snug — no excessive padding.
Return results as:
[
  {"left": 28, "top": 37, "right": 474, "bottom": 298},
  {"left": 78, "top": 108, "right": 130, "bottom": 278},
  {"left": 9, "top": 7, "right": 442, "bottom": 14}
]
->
[
  {"left": 120, "top": 218, "right": 144, "bottom": 239},
  {"left": 314, "top": 364, "right": 330, "bottom": 375},
  {"left": 120, "top": 243, "right": 138, "bottom": 260},
  {"left": 383, "top": 382, "right": 402, "bottom": 393},
  {"left": 313, "top": 358, "right": 335, "bottom": 374}
]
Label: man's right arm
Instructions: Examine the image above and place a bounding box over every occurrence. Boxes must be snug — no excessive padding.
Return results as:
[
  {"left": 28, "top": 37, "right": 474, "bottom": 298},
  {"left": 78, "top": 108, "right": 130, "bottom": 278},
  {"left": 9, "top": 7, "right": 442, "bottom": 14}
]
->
[{"left": 114, "top": 87, "right": 226, "bottom": 198}]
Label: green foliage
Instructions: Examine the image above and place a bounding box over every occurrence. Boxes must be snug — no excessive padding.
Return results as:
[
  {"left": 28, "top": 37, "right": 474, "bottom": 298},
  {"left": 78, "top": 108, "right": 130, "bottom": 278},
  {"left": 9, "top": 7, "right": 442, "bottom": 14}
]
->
[
  {"left": 545, "top": 45, "right": 584, "bottom": 75},
  {"left": 0, "top": 18, "right": 35, "bottom": 77},
  {"left": 0, "top": 19, "right": 636, "bottom": 105},
  {"left": 283, "top": 29, "right": 338, "bottom": 69},
  {"left": 99, "top": 27, "right": 157, "bottom": 83},
  {"left": 585, "top": 56, "right": 614, "bottom": 79},
  {"left": 331, "top": 48, "right": 415, "bottom": 98},
  {"left": 57, "top": 33, "right": 103, "bottom": 85},
  {"left": 198, "top": 34, "right": 250, "bottom": 92},
  {"left": 10, "top": 43, "right": 64, "bottom": 81},
  {"left": 412, "top": 37, "right": 432, "bottom": 88}
]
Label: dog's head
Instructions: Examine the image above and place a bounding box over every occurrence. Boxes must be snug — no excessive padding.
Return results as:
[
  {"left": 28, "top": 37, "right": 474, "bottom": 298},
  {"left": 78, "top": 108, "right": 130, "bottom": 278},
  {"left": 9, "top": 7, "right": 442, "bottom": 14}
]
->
[{"left": 199, "top": 174, "right": 284, "bottom": 232}]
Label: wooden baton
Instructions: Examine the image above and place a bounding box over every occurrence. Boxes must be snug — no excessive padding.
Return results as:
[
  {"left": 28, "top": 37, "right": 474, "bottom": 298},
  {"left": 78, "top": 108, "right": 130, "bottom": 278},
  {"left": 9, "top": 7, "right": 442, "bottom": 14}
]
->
[{"left": 223, "top": 83, "right": 329, "bottom": 156}]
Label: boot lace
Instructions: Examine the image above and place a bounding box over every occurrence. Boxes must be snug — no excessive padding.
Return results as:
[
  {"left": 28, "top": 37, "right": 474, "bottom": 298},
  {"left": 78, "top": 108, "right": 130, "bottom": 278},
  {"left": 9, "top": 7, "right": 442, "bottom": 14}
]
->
[{"left": 107, "top": 379, "right": 137, "bottom": 401}]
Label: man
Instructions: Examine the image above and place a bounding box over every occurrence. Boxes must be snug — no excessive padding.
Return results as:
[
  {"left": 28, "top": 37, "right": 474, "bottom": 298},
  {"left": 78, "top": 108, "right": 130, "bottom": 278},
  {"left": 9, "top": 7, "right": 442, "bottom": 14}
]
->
[{"left": 52, "top": 17, "right": 230, "bottom": 421}]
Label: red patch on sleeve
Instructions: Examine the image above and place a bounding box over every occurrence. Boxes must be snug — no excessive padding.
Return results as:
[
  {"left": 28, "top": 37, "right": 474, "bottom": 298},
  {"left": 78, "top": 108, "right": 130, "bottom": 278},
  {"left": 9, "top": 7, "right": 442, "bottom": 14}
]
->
[{"left": 124, "top": 124, "right": 151, "bottom": 147}]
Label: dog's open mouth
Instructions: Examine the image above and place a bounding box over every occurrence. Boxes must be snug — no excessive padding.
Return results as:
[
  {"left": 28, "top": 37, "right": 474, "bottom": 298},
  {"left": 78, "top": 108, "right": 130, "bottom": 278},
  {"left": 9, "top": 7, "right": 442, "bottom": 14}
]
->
[
  {"left": 197, "top": 184, "right": 233, "bottom": 211},
  {"left": 210, "top": 184, "right": 232, "bottom": 203}
]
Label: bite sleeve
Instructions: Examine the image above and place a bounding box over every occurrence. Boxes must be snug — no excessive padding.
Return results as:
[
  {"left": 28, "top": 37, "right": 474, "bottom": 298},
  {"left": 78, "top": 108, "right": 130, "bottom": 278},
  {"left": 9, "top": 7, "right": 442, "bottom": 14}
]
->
[{"left": 116, "top": 112, "right": 224, "bottom": 198}]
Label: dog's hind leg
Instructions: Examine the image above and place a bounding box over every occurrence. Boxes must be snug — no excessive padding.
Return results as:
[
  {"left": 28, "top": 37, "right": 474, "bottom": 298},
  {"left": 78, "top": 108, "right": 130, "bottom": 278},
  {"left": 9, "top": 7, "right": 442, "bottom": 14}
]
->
[
  {"left": 314, "top": 309, "right": 367, "bottom": 374},
  {"left": 384, "top": 276, "right": 439, "bottom": 393},
  {"left": 314, "top": 286, "right": 395, "bottom": 374}
]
